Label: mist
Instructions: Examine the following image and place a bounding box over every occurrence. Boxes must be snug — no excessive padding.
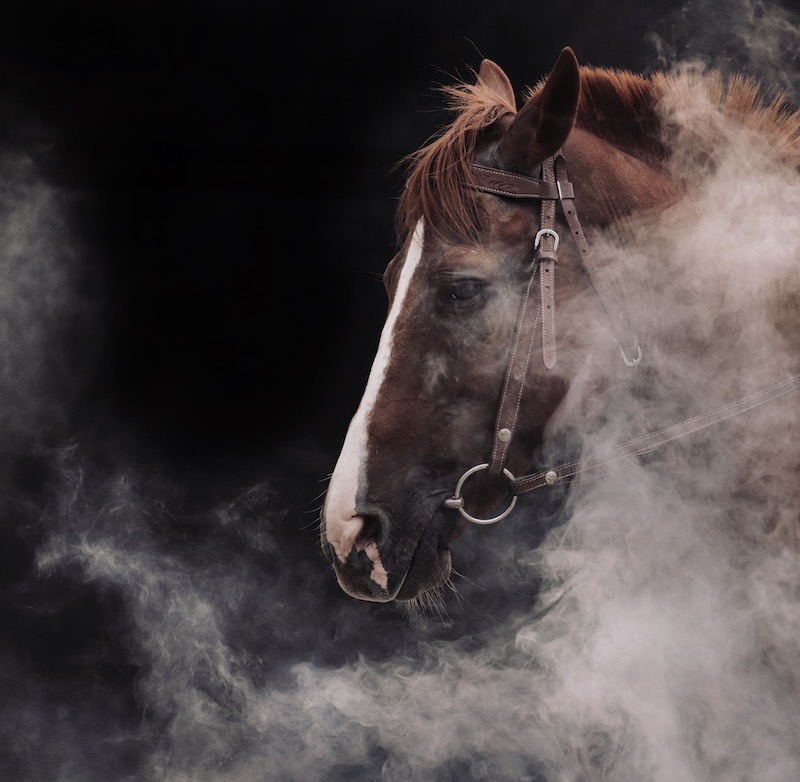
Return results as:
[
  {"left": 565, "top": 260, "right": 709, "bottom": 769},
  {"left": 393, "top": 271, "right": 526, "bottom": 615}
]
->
[{"left": 2, "top": 1, "right": 800, "bottom": 780}]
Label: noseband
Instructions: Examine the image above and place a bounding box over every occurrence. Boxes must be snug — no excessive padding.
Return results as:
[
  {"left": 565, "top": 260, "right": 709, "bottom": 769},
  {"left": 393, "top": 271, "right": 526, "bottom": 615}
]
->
[{"left": 444, "top": 153, "right": 800, "bottom": 524}]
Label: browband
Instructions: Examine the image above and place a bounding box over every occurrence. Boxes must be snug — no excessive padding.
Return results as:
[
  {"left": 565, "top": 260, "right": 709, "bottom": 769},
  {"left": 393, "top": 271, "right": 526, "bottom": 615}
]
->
[{"left": 470, "top": 164, "right": 575, "bottom": 200}]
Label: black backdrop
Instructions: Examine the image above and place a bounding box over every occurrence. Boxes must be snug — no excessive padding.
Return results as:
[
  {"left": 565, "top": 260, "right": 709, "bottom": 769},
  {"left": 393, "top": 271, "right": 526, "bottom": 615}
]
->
[
  {"left": 1, "top": 1, "right": 796, "bottom": 780},
  {"left": 0, "top": 0, "right": 683, "bottom": 481}
]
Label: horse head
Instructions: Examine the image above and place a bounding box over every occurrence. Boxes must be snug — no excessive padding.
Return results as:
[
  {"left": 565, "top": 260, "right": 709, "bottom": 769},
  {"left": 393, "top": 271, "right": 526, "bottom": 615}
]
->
[{"left": 322, "top": 48, "right": 682, "bottom": 601}]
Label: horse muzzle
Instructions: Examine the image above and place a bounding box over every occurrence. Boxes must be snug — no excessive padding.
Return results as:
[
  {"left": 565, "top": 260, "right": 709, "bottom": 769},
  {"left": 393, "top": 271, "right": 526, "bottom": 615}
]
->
[{"left": 322, "top": 497, "right": 460, "bottom": 601}]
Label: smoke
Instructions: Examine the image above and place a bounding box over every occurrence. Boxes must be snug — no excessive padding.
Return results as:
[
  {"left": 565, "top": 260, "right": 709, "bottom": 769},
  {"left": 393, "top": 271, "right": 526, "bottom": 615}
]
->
[
  {"left": 648, "top": 0, "right": 800, "bottom": 101},
  {"left": 3, "top": 2, "right": 800, "bottom": 781},
  {"left": 0, "top": 152, "right": 92, "bottom": 439}
]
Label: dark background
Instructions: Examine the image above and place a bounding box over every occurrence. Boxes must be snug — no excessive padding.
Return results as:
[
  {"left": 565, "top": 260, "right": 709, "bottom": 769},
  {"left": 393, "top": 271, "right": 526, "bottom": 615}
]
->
[
  {"left": 1, "top": 1, "right": 795, "bottom": 780},
  {"left": 0, "top": 0, "right": 686, "bottom": 488}
]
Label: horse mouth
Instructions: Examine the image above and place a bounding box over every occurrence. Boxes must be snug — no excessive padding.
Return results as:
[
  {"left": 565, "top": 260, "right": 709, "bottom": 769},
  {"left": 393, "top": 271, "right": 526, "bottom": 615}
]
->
[{"left": 326, "top": 501, "right": 464, "bottom": 602}]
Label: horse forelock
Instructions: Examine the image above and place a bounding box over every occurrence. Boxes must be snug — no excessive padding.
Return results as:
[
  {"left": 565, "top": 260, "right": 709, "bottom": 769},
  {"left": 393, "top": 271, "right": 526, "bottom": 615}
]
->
[{"left": 396, "top": 78, "right": 516, "bottom": 244}]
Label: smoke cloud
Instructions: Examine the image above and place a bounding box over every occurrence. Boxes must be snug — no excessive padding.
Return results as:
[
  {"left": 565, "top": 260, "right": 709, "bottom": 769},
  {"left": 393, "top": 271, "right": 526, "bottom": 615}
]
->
[
  {"left": 3, "top": 2, "right": 800, "bottom": 781},
  {"left": 648, "top": 0, "right": 800, "bottom": 101}
]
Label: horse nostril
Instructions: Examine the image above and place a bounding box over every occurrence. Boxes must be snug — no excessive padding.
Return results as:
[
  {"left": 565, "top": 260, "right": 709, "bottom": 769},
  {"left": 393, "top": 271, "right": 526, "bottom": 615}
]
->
[
  {"left": 356, "top": 514, "right": 383, "bottom": 548},
  {"left": 325, "top": 510, "right": 385, "bottom": 562},
  {"left": 325, "top": 513, "right": 365, "bottom": 563}
]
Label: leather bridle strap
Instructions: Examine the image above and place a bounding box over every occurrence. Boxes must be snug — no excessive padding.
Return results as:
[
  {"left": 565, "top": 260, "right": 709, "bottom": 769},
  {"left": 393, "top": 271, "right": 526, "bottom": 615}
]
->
[
  {"left": 485, "top": 157, "right": 565, "bottom": 477},
  {"left": 510, "top": 373, "right": 800, "bottom": 494},
  {"left": 470, "top": 164, "right": 574, "bottom": 200},
  {"left": 476, "top": 155, "right": 604, "bottom": 476},
  {"left": 539, "top": 157, "right": 558, "bottom": 369},
  {"left": 486, "top": 245, "right": 541, "bottom": 475}
]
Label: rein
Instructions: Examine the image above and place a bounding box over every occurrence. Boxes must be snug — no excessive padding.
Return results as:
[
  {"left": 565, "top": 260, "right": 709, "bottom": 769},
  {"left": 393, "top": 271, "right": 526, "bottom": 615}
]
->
[{"left": 444, "top": 154, "right": 800, "bottom": 524}]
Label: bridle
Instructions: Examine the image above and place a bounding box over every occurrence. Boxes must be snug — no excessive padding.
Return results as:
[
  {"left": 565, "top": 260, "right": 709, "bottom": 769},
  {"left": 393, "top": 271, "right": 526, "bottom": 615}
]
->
[{"left": 444, "top": 153, "right": 800, "bottom": 524}]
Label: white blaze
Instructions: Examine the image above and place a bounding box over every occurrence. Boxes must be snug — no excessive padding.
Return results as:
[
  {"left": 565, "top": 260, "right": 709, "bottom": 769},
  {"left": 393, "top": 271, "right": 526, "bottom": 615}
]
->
[{"left": 324, "top": 223, "right": 424, "bottom": 569}]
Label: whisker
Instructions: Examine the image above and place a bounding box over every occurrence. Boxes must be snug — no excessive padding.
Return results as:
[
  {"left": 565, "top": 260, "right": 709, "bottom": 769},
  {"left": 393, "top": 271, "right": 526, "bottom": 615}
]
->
[
  {"left": 449, "top": 565, "right": 485, "bottom": 591},
  {"left": 310, "top": 487, "right": 328, "bottom": 503},
  {"left": 400, "top": 586, "right": 450, "bottom": 623},
  {"left": 443, "top": 577, "right": 464, "bottom": 607}
]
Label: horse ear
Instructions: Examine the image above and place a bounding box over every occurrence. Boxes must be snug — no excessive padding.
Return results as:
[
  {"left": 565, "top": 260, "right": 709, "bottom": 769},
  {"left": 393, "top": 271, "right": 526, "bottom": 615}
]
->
[
  {"left": 496, "top": 47, "right": 580, "bottom": 172},
  {"left": 477, "top": 59, "right": 516, "bottom": 108}
]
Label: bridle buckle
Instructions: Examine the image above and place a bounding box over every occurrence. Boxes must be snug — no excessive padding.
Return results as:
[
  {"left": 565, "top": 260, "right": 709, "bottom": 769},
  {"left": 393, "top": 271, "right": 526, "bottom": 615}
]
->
[{"left": 534, "top": 228, "right": 560, "bottom": 252}]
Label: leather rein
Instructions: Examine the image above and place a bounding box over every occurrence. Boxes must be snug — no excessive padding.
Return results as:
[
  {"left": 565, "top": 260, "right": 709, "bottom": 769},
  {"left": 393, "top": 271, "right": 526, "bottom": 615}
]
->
[{"left": 444, "top": 153, "right": 800, "bottom": 524}]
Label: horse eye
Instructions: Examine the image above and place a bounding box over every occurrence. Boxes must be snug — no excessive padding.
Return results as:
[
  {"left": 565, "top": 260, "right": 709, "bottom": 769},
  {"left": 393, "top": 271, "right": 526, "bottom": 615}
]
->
[{"left": 447, "top": 279, "right": 484, "bottom": 302}]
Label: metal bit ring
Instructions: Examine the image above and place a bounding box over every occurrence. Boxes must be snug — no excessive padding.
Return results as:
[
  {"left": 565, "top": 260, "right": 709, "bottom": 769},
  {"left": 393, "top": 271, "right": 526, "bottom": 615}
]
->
[{"left": 442, "top": 463, "right": 517, "bottom": 525}]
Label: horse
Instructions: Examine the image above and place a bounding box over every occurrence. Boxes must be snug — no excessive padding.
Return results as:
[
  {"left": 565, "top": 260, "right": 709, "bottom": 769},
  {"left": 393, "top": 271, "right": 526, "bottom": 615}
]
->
[{"left": 320, "top": 46, "right": 800, "bottom": 627}]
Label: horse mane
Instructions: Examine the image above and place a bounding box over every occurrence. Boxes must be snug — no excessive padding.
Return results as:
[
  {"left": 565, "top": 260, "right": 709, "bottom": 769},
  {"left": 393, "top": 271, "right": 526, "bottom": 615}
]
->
[{"left": 397, "top": 64, "right": 800, "bottom": 242}]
